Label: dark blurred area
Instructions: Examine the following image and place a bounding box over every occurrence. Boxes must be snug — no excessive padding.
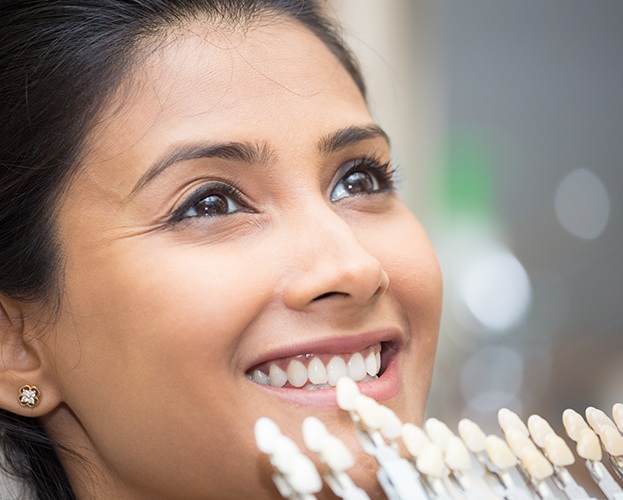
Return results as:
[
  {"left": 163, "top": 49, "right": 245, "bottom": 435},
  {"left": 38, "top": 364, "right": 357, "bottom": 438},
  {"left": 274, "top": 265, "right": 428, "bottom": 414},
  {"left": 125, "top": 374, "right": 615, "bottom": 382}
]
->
[
  {"left": 429, "top": 0, "right": 623, "bottom": 433},
  {"left": 332, "top": 0, "right": 623, "bottom": 434}
]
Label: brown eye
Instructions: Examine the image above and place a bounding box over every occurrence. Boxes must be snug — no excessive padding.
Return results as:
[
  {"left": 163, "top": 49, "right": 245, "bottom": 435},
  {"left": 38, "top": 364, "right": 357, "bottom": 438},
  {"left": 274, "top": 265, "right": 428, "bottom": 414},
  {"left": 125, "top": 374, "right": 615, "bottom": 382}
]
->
[
  {"left": 171, "top": 182, "right": 248, "bottom": 223},
  {"left": 330, "top": 160, "right": 393, "bottom": 202},
  {"left": 188, "top": 194, "right": 232, "bottom": 217}
]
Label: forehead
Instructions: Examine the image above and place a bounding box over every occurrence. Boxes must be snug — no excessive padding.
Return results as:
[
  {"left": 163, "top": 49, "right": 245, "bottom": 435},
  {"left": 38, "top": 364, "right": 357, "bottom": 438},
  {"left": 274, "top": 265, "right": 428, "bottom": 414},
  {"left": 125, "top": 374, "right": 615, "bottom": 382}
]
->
[{"left": 84, "top": 18, "right": 368, "bottom": 171}]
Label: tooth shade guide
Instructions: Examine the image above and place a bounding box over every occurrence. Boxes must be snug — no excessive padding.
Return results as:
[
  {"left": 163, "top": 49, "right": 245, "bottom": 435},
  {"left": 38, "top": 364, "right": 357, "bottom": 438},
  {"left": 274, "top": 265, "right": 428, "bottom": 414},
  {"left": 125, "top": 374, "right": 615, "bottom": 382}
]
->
[
  {"left": 562, "top": 408, "right": 589, "bottom": 441},
  {"left": 498, "top": 408, "right": 530, "bottom": 437},
  {"left": 254, "top": 417, "right": 282, "bottom": 454},
  {"left": 485, "top": 435, "right": 518, "bottom": 470},
  {"left": 302, "top": 416, "right": 328, "bottom": 453},
  {"left": 377, "top": 406, "right": 402, "bottom": 441},
  {"left": 444, "top": 435, "right": 472, "bottom": 472},
  {"left": 401, "top": 422, "right": 431, "bottom": 458},
  {"left": 613, "top": 403, "right": 623, "bottom": 433},
  {"left": 543, "top": 434, "right": 575, "bottom": 467},
  {"left": 599, "top": 425, "right": 623, "bottom": 456},
  {"left": 586, "top": 406, "right": 618, "bottom": 435},
  {"left": 256, "top": 404, "right": 623, "bottom": 499},
  {"left": 576, "top": 428, "right": 602, "bottom": 461},
  {"left": 457, "top": 418, "right": 487, "bottom": 453},
  {"left": 336, "top": 376, "right": 360, "bottom": 411},
  {"left": 527, "top": 414, "right": 555, "bottom": 448},
  {"left": 423, "top": 417, "right": 454, "bottom": 450}
]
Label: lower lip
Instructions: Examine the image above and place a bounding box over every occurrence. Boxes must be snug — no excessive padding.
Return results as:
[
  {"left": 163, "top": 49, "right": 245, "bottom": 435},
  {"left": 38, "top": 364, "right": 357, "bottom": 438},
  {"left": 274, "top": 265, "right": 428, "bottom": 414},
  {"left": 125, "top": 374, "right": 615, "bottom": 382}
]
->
[{"left": 250, "top": 355, "right": 402, "bottom": 407}]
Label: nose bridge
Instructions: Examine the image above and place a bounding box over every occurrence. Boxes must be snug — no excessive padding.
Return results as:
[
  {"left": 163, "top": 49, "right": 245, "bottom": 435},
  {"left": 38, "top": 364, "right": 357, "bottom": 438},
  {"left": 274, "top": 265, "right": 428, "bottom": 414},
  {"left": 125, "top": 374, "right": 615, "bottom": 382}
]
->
[{"left": 281, "top": 200, "right": 388, "bottom": 309}]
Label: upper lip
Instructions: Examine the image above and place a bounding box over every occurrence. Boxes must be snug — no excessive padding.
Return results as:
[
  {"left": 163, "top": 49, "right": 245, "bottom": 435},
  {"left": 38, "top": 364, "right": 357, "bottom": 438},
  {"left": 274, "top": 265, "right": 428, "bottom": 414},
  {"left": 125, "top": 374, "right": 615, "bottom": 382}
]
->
[{"left": 243, "top": 327, "right": 405, "bottom": 373}]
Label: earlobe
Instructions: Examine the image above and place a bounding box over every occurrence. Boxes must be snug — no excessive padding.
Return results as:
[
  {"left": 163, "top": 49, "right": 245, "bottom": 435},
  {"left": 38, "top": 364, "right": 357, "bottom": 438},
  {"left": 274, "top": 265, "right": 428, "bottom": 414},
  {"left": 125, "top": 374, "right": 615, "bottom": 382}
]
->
[{"left": 0, "top": 297, "right": 62, "bottom": 417}]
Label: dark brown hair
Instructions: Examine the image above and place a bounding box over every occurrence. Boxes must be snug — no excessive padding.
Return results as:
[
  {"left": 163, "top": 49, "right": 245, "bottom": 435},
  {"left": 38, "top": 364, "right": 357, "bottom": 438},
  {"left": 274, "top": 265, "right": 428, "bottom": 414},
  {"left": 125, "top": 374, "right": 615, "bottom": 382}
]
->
[{"left": 0, "top": 1, "right": 364, "bottom": 498}]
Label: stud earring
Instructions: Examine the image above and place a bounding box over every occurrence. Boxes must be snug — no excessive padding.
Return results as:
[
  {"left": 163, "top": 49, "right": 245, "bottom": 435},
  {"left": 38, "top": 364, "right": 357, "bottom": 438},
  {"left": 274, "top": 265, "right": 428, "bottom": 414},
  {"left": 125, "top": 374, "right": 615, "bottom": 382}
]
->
[{"left": 18, "top": 385, "right": 40, "bottom": 408}]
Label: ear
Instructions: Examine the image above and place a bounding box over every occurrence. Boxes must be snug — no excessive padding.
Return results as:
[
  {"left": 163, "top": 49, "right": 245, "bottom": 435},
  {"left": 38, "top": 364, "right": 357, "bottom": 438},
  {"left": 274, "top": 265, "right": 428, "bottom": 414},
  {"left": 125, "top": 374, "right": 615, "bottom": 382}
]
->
[{"left": 0, "top": 295, "right": 62, "bottom": 417}]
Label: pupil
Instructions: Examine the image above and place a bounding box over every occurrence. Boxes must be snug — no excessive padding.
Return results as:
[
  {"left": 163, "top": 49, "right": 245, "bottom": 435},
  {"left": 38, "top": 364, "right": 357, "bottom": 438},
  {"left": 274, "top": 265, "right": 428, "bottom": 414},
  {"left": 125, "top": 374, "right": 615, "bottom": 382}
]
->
[
  {"left": 198, "top": 194, "right": 228, "bottom": 215},
  {"left": 346, "top": 172, "right": 373, "bottom": 194}
]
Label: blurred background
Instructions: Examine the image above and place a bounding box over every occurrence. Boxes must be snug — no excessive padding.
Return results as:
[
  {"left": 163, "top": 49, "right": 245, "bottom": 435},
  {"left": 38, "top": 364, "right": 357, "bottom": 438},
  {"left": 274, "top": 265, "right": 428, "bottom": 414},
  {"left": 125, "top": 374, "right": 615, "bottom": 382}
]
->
[{"left": 329, "top": 0, "right": 623, "bottom": 435}]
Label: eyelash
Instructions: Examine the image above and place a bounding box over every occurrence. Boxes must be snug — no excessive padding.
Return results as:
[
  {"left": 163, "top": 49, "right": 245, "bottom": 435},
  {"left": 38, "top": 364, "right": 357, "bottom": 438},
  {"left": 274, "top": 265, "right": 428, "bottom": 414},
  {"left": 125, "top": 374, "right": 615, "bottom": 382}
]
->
[
  {"left": 168, "top": 182, "right": 247, "bottom": 224},
  {"left": 167, "top": 155, "right": 398, "bottom": 225},
  {"left": 333, "top": 155, "right": 398, "bottom": 200}
]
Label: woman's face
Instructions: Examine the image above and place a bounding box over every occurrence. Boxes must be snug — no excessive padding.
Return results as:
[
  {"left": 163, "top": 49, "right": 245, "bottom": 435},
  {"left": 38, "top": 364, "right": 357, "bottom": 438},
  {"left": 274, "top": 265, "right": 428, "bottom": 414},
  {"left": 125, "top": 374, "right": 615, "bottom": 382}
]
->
[{"left": 44, "top": 17, "right": 442, "bottom": 499}]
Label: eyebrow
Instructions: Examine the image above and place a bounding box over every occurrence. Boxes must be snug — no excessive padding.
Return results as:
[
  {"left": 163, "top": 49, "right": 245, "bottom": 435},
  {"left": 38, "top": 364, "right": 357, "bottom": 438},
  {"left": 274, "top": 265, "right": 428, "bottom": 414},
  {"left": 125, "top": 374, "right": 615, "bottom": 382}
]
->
[
  {"left": 130, "top": 124, "right": 389, "bottom": 195},
  {"left": 319, "top": 124, "right": 390, "bottom": 155},
  {"left": 130, "top": 141, "right": 273, "bottom": 195}
]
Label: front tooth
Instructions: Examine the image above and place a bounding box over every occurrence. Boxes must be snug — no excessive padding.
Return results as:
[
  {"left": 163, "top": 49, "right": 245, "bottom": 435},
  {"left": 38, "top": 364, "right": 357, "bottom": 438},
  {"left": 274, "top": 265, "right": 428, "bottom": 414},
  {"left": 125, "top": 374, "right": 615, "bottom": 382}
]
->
[
  {"left": 375, "top": 352, "right": 381, "bottom": 372},
  {"left": 347, "top": 352, "right": 366, "bottom": 381},
  {"left": 576, "top": 428, "right": 602, "bottom": 461},
  {"left": 544, "top": 434, "right": 575, "bottom": 466},
  {"left": 445, "top": 435, "right": 472, "bottom": 472},
  {"left": 527, "top": 414, "right": 555, "bottom": 448},
  {"left": 308, "top": 357, "right": 328, "bottom": 385},
  {"left": 458, "top": 418, "right": 487, "bottom": 453},
  {"left": 563, "top": 409, "right": 589, "bottom": 441},
  {"left": 402, "top": 423, "right": 430, "bottom": 458},
  {"left": 586, "top": 406, "right": 617, "bottom": 434},
  {"left": 614, "top": 403, "right": 623, "bottom": 433},
  {"left": 416, "top": 444, "right": 445, "bottom": 478},
  {"left": 498, "top": 408, "right": 529, "bottom": 437},
  {"left": 600, "top": 425, "right": 623, "bottom": 456},
  {"left": 365, "top": 352, "right": 378, "bottom": 376},
  {"left": 485, "top": 435, "right": 517, "bottom": 470},
  {"left": 326, "top": 356, "right": 347, "bottom": 386},
  {"left": 269, "top": 364, "right": 287, "bottom": 387},
  {"left": 253, "top": 369, "right": 270, "bottom": 385},
  {"left": 521, "top": 447, "right": 553, "bottom": 481},
  {"left": 287, "top": 360, "right": 308, "bottom": 388}
]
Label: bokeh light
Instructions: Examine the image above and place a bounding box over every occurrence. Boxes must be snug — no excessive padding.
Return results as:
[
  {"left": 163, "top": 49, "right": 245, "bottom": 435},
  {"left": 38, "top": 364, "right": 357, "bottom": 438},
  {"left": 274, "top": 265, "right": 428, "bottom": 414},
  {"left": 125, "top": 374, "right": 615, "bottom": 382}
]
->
[{"left": 555, "top": 168, "right": 610, "bottom": 240}]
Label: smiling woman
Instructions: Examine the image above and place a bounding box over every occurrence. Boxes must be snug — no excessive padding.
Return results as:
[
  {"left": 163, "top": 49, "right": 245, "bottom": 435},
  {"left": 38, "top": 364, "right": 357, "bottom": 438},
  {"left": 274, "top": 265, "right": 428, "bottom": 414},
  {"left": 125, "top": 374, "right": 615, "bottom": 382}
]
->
[{"left": 0, "top": 1, "right": 442, "bottom": 499}]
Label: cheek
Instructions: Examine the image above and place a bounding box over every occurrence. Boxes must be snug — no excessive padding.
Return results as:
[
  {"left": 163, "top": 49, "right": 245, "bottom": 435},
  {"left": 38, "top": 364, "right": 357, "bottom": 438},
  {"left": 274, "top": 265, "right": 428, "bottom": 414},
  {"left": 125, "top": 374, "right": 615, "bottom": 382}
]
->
[
  {"left": 362, "top": 210, "right": 443, "bottom": 316},
  {"left": 55, "top": 240, "right": 274, "bottom": 395}
]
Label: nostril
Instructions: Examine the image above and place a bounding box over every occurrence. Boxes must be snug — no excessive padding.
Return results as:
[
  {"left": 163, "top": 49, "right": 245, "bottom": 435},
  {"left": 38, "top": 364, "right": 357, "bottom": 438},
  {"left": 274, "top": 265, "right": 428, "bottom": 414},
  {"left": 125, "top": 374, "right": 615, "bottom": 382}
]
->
[{"left": 311, "top": 291, "right": 344, "bottom": 301}]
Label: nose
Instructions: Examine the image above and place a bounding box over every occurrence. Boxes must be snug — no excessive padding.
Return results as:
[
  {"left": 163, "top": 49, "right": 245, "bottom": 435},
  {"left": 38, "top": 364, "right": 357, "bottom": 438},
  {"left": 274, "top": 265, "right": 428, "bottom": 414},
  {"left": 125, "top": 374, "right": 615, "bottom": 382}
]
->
[{"left": 280, "top": 206, "right": 389, "bottom": 311}]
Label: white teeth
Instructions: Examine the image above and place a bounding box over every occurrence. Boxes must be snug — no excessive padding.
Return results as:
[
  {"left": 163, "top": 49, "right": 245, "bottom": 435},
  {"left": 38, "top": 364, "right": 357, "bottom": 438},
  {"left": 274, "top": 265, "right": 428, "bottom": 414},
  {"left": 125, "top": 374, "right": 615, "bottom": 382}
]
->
[
  {"left": 250, "top": 345, "right": 382, "bottom": 389},
  {"left": 599, "top": 425, "right": 623, "bottom": 456},
  {"left": 365, "top": 352, "right": 377, "bottom": 376},
  {"left": 498, "top": 408, "right": 529, "bottom": 437},
  {"left": 336, "top": 377, "right": 360, "bottom": 411},
  {"left": 485, "top": 435, "right": 517, "bottom": 470},
  {"left": 576, "top": 428, "right": 602, "bottom": 461},
  {"left": 562, "top": 408, "right": 589, "bottom": 441},
  {"left": 416, "top": 443, "right": 445, "bottom": 478},
  {"left": 586, "top": 406, "right": 617, "bottom": 434},
  {"left": 613, "top": 403, "right": 623, "bottom": 432},
  {"left": 327, "top": 356, "right": 348, "bottom": 386},
  {"left": 458, "top": 418, "right": 487, "bottom": 453},
  {"left": 269, "top": 364, "right": 287, "bottom": 388},
  {"left": 521, "top": 447, "right": 554, "bottom": 481},
  {"left": 287, "top": 360, "right": 308, "bottom": 388},
  {"left": 347, "top": 352, "right": 367, "bottom": 381},
  {"left": 445, "top": 435, "right": 472, "bottom": 472},
  {"left": 544, "top": 433, "right": 575, "bottom": 466},
  {"left": 401, "top": 423, "right": 431, "bottom": 458},
  {"left": 253, "top": 369, "right": 270, "bottom": 385},
  {"left": 307, "top": 357, "right": 328, "bottom": 385},
  {"left": 527, "top": 414, "right": 555, "bottom": 448}
]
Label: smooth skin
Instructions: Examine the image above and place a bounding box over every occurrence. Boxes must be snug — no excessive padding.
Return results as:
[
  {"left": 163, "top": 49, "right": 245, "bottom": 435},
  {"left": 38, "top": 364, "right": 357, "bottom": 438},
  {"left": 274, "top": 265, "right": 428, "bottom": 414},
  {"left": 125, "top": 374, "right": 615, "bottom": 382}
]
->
[{"left": 0, "top": 17, "right": 442, "bottom": 499}]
